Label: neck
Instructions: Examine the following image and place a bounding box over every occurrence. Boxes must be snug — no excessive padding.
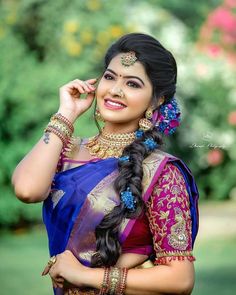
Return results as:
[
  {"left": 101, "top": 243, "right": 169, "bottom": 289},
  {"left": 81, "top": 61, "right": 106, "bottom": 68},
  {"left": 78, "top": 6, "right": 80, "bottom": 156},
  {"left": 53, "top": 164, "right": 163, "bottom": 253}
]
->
[{"left": 103, "top": 121, "right": 139, "bottom": 134}]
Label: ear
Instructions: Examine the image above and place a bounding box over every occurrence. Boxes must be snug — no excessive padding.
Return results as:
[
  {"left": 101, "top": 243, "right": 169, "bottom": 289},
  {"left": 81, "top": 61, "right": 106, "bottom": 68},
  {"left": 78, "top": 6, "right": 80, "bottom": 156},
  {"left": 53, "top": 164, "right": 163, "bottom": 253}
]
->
[{"left": 157, "top": 96, "right": 165, "bottom": 107}]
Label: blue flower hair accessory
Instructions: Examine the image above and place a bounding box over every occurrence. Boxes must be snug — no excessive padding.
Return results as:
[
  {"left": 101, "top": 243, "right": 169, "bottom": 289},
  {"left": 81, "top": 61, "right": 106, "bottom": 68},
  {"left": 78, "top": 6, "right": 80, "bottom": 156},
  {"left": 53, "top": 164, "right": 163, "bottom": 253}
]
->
[
  {"left": 120, "top": 187, "right": 135, "bottom": 210},
  {"left": 135, "top": 129, "right": 144, "bottom": 139},
  {"left": 153, "top": 97, "right": 181, "bottom": 135},
  {"left": 119, "top": 155, "right": 130, "bottom": 163},
  {"left": 144, "top": 138, "right": 158, "bottom": 151}
]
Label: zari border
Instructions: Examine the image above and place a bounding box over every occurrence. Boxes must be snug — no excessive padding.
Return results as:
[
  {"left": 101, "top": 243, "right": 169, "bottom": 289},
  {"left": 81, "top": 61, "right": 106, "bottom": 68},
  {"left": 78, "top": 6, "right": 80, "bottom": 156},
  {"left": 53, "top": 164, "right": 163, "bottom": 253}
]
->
[{"left": 154, "top": 250, "right": 196, "bottom": 265}]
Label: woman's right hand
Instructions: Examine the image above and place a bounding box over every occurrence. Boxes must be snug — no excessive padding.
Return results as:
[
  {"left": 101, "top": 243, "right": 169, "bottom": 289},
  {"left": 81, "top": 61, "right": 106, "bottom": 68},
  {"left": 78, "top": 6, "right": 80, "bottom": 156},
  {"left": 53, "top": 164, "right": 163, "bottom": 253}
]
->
[{"left": 58, "top": 78, "right": 97, "bottom": 123}]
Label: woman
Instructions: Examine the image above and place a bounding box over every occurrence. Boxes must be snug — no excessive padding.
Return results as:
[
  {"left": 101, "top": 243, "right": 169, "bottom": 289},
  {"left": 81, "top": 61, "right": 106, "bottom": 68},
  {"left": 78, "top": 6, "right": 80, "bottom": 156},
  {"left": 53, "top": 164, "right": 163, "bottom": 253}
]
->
[{"left": 12, "top": 33, "right": 199, "bottom": 295}]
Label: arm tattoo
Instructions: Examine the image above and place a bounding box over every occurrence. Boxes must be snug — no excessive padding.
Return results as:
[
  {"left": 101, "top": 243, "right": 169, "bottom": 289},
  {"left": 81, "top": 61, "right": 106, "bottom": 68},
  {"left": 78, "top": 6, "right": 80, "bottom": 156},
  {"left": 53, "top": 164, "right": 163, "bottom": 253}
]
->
[{"left": 43, "top": 132, "right": 50, "bottom": 144}]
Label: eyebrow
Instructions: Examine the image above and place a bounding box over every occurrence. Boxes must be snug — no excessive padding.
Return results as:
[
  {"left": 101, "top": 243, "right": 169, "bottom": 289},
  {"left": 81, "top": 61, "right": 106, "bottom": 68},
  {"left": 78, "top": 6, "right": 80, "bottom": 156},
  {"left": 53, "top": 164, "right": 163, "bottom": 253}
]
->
[{"left": 106, "top": 68, "right": 145, "bottom": 86}]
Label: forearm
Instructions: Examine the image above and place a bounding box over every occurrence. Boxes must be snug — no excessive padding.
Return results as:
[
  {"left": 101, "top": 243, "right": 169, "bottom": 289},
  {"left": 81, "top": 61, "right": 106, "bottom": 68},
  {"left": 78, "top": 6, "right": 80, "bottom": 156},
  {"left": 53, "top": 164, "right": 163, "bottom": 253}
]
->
[
  {"left": 83, "top": 262, "right": 194, "bottom": 295},
  {"left": 12, "top": 132, "right": 63, "bottom": 203}
]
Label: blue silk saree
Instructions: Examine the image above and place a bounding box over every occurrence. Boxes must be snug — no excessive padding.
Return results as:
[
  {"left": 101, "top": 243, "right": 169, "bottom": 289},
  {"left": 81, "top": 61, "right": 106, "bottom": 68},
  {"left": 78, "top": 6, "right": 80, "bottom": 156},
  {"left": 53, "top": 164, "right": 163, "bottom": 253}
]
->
[{"left": 43, "top": 150, "right": 199, "bottom": 294}]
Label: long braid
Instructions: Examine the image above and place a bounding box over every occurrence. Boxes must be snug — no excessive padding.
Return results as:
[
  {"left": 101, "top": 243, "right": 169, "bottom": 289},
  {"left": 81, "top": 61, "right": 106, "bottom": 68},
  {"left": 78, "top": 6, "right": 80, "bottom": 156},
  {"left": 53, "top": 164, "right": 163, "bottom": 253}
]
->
[{"left": 91, "top": 129, "right": 163, "bottom": 267}]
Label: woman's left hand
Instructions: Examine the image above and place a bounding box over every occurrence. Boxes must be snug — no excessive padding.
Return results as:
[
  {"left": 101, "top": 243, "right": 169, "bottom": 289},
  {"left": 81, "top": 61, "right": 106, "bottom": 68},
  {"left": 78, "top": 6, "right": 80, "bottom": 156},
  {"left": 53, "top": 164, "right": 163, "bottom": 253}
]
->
[{"left": 42, "top": 250, "right": 88, "bottom": 289}]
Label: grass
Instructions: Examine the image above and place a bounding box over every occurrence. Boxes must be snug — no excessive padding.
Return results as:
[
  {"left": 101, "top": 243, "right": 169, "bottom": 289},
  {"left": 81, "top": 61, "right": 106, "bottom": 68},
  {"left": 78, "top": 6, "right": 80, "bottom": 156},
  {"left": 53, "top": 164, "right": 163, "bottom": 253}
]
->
[{"left": 0, "top": 227, "right": 235, "bottom": 295}]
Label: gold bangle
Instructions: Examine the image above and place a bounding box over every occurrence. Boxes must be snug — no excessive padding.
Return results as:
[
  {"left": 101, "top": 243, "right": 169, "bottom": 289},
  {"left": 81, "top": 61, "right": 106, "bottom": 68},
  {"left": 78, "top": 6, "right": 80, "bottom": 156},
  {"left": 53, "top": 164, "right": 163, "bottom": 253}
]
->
[
  {"left": 117, "top": 268, "right": 128, "bottom": 295},
  {"left": 52, "top": 113, "right": 74, "bottom": 133},
  {"left": 99, "top": 267, "right": 110, "bottom": 295},
  {"left": 48, "top": 121, "right": 72, "bottom": 138},
  {"left": 44, "top": 126, "right": 68, "bottom": 146},
  {"left": 108, "top": 267, "right": 121, "bottom": 295}
]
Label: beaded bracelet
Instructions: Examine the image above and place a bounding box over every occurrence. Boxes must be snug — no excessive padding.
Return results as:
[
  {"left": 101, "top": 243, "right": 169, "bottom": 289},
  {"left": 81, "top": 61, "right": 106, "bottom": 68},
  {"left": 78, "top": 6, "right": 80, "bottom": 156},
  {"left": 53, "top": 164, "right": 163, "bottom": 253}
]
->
[
  {"left": 44, "top": 126, "right": 68, "bottom": 146},
  {"left": 99, "top": 267, "right": 110, "bottom": 295},
  {"left": 44, "top": 113, "right": 74, "bottom": 147},
  {"left": 117, "top": 268, "right": 128, "bottom": 295},
  {"left": 47, "top": 120, "right": 72, "bottom": 138},
  {"left": 52, "top": 113, "right": 74, "bottom": 133}
]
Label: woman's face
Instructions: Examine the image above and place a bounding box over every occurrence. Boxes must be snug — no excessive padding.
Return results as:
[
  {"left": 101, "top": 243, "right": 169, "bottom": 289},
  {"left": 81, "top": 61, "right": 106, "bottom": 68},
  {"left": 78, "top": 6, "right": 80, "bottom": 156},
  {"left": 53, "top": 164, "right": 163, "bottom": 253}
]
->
[{"left": 96, "top": 53, "right": 153, "bottom": 133}]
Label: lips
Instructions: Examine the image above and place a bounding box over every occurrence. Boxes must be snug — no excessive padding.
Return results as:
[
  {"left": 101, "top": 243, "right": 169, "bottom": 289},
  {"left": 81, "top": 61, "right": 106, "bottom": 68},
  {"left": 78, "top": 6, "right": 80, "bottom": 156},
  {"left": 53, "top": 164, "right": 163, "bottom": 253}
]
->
[{"left": 104, "top": 98, "right": 127, "bottom": 110}]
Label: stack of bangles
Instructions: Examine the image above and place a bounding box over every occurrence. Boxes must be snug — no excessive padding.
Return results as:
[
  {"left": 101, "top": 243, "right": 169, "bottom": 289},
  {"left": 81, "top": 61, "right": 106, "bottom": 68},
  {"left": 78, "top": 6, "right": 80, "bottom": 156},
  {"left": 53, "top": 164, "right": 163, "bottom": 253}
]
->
[
  {"left": 44, "top": 113, "right": 74, "bottom": 146},
  {"left": 99, "top": 267, "right": 128, "bottom": 295}
]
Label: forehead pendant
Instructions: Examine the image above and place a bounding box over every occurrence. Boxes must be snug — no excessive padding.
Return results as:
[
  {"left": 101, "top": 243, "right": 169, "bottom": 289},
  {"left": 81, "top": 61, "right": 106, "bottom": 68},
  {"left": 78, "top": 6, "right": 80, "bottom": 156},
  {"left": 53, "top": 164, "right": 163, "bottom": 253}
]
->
[{"left": 120, "top": 51, "right": 137, "bottom": 67}]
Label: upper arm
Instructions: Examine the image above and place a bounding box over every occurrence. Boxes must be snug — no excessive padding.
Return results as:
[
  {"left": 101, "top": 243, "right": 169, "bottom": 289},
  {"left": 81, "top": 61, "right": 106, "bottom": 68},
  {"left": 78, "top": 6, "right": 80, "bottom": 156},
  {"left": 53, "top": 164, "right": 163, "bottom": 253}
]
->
[{"left": 146, "top": 162, "right": 195, "bottom": 265}]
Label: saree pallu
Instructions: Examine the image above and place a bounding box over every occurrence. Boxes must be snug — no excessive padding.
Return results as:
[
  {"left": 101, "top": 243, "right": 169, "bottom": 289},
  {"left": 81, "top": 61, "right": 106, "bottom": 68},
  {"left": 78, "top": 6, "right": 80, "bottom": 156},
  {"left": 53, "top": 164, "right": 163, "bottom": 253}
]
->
[{"left": 43, "top": 150, "right": 199, "bottom": 294}]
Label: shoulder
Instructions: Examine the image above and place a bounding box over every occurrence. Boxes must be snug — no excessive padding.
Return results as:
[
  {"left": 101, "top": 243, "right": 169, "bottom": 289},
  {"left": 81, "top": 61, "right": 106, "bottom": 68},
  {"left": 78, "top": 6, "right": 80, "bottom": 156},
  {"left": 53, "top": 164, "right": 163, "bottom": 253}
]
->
[{"left": 152, "top": 161, "right": 189, "bottom": 200}]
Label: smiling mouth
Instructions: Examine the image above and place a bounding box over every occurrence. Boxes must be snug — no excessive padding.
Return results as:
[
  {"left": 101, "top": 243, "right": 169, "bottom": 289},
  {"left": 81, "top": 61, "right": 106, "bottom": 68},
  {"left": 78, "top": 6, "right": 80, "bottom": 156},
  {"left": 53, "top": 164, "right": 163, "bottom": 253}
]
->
[{"left": 104, "top": 99, "right": 127, "bottom": 109}]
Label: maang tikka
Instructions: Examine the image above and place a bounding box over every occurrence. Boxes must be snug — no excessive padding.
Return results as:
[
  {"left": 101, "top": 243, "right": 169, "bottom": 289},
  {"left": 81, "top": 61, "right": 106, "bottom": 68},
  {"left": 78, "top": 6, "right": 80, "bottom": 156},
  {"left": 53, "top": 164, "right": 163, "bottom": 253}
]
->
[{"left": 121, "top": 51, "right": 137, "bottom": 67}]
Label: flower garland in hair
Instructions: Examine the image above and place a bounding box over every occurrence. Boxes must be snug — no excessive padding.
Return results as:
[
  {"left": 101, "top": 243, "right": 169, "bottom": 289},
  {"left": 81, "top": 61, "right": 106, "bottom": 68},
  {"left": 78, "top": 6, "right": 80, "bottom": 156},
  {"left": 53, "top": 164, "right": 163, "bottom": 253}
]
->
[
  {"left": 153, "top": 97, "right": 181, "bottom": 135},
  {"left": 120, "top": 187, "right": 136, "bottom": 210}
]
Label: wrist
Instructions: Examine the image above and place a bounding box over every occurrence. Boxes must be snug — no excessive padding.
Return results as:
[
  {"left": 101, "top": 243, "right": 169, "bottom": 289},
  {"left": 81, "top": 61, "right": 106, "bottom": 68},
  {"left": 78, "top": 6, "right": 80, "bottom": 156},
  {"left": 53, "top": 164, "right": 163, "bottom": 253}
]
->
[
  {"left": 57, "top": 108, "right": 77, "bottom": 124},
  {"left": 82, "top": 267, "right": 104, "bottom": 289}
]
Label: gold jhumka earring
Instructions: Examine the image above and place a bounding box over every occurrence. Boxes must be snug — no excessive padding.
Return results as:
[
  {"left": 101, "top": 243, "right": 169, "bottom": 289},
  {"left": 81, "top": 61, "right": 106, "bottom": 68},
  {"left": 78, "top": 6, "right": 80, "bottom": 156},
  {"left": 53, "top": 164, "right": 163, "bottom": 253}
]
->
[
  {"left": 139, "top": 106, "right": 154, "bottom": 131},
  {"left": 94, "top": 109, "right": 105, "bottom": 122}
]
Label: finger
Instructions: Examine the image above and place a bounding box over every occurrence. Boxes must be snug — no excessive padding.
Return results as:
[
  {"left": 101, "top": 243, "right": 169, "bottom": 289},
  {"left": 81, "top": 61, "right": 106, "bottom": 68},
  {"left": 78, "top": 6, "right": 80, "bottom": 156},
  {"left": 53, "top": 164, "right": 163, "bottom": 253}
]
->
[
  {"left": 56, "top": 277, "right": 65, "bottom": 283},
  {"left": 84, "top": 81, "right": 96, "bottom": 92},
  {"left": 85, "top": 79, "right": 97, "bottom": 90},
  {"left": 51, "top": 278, "right": 57, "bottom": 289},
  {"left": 69, "top": 83, "right": 85, "bottom": 94},
  {"left": 65, "top": 81, "right": 86, "bottom": 95},
  {"left": 86, "top": 78, "right": 98, "bottom": 85},
  {"left": 72, "top": 80, "right": 92, "bottom": 93},
  {"left": 51, "top": 278, "right": 63, "bottom": 289},
  {"left": 41, "top": 265, "right": 50, "bottom": 276},
  {"left": 82, "top": 81, "right": 95, "bottom": 93},
  {"left": 54, "top": 278, "right": 64, "bottom": 289}
]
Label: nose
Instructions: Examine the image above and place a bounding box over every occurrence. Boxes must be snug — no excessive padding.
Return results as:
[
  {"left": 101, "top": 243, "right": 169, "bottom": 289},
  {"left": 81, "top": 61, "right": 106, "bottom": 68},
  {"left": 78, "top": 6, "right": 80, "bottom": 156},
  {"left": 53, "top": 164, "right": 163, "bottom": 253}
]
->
[{"left": 109, "top": 86, "right": 125, "bottom": 99}]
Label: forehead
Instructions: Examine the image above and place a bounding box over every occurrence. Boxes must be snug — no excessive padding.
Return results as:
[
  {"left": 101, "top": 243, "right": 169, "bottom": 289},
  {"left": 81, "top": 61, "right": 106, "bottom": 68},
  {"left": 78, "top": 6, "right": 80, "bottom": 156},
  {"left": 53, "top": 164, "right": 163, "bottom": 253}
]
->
[{"left": 107, "top": 53, "right": 149, "bottom": 80}]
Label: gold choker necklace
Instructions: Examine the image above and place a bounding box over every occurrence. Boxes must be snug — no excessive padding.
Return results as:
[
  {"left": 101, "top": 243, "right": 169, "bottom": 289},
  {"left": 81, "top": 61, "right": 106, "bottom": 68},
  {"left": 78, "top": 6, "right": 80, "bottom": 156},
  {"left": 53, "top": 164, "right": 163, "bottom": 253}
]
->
[{"left": 86, "top": 129, "right": 136, "bottom": 158}]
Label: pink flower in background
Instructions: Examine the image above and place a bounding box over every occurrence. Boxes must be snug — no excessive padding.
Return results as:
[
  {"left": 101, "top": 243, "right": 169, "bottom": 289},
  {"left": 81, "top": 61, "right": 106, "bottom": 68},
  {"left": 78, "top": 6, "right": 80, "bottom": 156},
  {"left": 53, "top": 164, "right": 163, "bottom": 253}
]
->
[
  {"left": 228, "top": 111, "right": 236, "bottom": 125},
  {"left": 197, "top": 0, "right": 236, "bottom": 63},
  {"left": 208, "top": 7, "right": 236, "bottom": 32},
  {"left": 225, "top": 0, "right": 236, "bottom": 8},
  {"left": 207, "top": 44, "right": 222, "bottom": 57},
  {"left": 207, "top": 149, "right": 224, "bottom": 166}
]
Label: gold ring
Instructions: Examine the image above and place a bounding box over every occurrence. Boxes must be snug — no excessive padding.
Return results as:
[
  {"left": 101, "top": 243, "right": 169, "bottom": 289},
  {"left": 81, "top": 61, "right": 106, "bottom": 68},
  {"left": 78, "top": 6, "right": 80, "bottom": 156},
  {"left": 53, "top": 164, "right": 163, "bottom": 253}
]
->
[{"left": 48, "top": 255, "right": 57, "bottom": 267}]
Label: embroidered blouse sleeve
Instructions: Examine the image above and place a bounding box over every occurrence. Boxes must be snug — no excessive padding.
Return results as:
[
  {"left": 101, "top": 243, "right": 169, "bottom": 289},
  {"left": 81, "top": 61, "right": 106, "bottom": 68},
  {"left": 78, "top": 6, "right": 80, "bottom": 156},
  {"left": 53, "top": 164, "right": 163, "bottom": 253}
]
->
[{"left": 146, "top": 162, "right": 195, "bottom": 265}]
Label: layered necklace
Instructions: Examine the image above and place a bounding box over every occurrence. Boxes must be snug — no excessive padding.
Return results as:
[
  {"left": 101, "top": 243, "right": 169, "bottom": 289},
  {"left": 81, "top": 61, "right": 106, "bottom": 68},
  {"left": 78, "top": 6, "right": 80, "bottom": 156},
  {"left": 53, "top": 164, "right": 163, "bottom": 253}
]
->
[{"left": 85, "top": 128, "right": 136, "bottom": 158}]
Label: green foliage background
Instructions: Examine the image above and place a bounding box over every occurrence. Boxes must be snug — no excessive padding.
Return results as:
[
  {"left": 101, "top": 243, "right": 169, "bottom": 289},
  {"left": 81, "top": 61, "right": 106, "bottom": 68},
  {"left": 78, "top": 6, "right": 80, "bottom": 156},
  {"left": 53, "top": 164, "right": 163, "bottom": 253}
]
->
[{"left": 0, "top": 0, "right": 235, "bottom": 226}]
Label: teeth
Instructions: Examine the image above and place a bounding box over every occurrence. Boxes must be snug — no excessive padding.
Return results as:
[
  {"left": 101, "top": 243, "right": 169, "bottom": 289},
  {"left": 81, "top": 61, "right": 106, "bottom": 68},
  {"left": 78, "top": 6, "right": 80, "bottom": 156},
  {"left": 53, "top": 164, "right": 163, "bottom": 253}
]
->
[{"left": 107, "top": 100, "right": 124, "bottom": 107}]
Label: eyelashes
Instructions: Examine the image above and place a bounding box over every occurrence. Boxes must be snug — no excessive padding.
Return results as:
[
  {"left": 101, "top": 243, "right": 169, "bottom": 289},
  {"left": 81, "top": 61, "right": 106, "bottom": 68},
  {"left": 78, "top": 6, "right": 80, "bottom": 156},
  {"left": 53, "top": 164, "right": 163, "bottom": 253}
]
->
[
  {"left": 127, "top": 81, "right": 140, "bottom": 88},
  {"left": 103, "top": 73, "right": 141, "bottom": 89}
]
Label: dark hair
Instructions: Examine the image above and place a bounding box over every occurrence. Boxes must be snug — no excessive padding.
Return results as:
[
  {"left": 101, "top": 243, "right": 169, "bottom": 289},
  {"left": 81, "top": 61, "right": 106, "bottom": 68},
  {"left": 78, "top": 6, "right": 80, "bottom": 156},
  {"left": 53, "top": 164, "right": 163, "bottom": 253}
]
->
[{"left": 91, "top": 33, "right": 177, "bottom": 267}]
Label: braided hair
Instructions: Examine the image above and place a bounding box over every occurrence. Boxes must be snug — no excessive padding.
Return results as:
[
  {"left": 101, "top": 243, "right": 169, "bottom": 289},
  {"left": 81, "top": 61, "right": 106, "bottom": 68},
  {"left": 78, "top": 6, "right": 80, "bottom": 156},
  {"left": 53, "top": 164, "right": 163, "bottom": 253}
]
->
[{"left": 91, "top": 33, "right": 177, "bottom": 267}]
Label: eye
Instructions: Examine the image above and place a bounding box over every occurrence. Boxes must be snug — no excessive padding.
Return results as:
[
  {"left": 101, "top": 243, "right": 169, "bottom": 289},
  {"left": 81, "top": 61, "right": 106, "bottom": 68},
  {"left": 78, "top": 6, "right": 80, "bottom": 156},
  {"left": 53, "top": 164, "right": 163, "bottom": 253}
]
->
[
  {"left": 104, "top": 73, "right": 114, "bottom": 80},
  {"left": 127, "top": 81, "right": 141, "bottom": 88}
]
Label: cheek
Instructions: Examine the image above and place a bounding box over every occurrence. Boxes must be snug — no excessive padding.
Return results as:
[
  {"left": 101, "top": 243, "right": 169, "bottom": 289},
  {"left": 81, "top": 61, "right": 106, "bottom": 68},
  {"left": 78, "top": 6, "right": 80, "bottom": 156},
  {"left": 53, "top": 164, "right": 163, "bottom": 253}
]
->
[{"left": 129, "top": 93, "right": 152, "bottom": 110}]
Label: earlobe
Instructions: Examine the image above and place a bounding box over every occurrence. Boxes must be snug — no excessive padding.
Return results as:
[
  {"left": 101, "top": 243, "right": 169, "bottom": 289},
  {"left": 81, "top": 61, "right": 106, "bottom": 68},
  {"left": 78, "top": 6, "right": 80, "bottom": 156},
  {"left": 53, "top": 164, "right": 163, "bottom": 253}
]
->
[{"left": 158, "top": 96, "right": 165, "bottom": 107}]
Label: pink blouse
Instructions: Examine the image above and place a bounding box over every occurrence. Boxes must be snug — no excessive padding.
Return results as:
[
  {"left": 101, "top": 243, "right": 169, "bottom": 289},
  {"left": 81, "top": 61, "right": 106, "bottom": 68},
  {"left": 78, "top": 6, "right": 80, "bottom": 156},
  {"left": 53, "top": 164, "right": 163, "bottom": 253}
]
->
[{"left": 122, "top": 162, "right": 195, "bottom": 265}]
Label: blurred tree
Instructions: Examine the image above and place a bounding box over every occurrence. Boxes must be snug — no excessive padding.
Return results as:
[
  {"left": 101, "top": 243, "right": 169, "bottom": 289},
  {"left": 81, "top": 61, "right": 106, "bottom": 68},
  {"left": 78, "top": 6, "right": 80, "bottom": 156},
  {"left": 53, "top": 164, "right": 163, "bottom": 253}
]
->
[{"left": 150, "top": 0, "right": 222, "bottom": 39}]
